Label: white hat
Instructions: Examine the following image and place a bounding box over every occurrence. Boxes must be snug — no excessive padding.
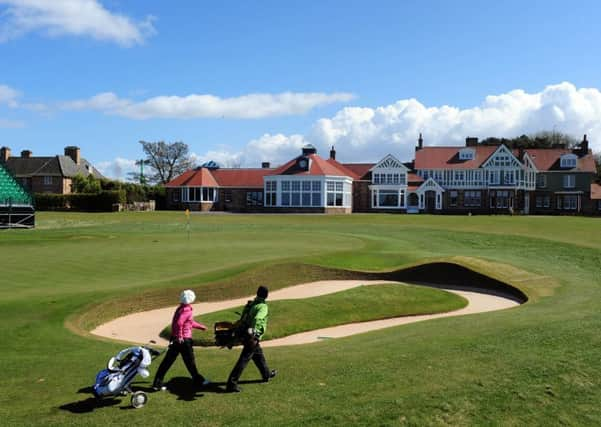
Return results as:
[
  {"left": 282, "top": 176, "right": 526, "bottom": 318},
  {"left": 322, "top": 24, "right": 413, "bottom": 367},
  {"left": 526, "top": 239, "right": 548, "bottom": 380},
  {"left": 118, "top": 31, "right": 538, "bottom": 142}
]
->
[{"left": 180, "top": 289, "right": 196, "bottom": 304}]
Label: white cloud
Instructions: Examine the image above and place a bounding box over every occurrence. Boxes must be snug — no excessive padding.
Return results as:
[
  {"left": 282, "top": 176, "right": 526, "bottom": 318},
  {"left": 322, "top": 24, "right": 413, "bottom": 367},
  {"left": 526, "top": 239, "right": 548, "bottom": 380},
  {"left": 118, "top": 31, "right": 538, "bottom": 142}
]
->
[
  {"left": 0, "top": 84, "right": 20, "bottom": 107},
  {"left": 194, "top": 134, "right": 308, "bottom": 168},
  {"left": 197, "top": 82, "right": 601, "bottom": 168},
  {"left": 96, "top": 157, "right": 137, "bottom": 181},
  {"left": 60, "top": 91, "right": 355, "bottom": 119},
  {"left": 0, "top": 0, "right": 155, "bottom": 46}
]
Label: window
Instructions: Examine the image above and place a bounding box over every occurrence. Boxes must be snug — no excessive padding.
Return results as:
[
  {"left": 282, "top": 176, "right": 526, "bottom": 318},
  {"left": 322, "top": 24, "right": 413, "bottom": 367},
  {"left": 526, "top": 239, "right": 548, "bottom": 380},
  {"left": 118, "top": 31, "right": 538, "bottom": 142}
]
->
[
  {"left": 560, "top": 195, "right": 578, "bottom": 210},
  {"left": 493, "top": 191, "right": 510, "bottom": 208},
  {"left": 536, "top": 196, "right": 550, "bottom": 208},
  {"left": 449, "top": 191, "right": 458, "bottom": 207},
  {"left": 278, "top": 179, "right": 321, "bottom": 207},
  {"left": 598, "top": 200, "right": 601, "bottom": 211},
  {"left": 172, "top": 189, "right": 180, "bottom": 202},
  {"left": 492, "top": 154, "right": 512, "bottom": 167},
  {"left": 536, "top": 174, "right": 547, "bottom": 188},
  {"left": 560, "top": 155, "right": 577, "bottom": 168},
  {"left": 464, "top": 191, "right": 481, "bottom": 207},
  {"left": 503, "top": 170, "right": 515, "bottom": 185},
  {"left": 265, "top": 181, "right": 277, "bottom": 206},
  {"left": 43, "top": 176, "right": 53, "bottom": 185},
  {"left": 488, "top": 170, "right": 500, "bottom": 185},
  {"left": 326, "top": 180, "right": 350, "bottom": 207},
  {"left": 459, "top": 149, "right": 475, "bottom": 160},
  {"left": 378, "top": 190, "right": 399, "bottom": 207},
  {"left": 225, "top": 190, "right": 232, "bottom": 203},
  {"left": 563, "top": 175, "right": 575, "bottom": 189},
  {"left": 246, "top": 191, "right": 263, "bottom": 206}
]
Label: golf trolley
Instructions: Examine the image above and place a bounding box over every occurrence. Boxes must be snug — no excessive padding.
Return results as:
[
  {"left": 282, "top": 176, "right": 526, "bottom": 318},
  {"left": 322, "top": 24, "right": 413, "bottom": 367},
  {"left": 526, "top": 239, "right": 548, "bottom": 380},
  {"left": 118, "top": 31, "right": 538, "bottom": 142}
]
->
[{"left": 93, "top": 346, "right": 162, "bottom": 409}]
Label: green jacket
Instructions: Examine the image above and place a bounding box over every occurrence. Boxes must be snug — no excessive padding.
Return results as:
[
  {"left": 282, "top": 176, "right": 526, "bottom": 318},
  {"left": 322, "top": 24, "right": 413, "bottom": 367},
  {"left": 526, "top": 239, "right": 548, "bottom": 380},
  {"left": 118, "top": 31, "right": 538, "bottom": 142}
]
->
[{"left": 240, "top": 297, "right": 268, "bottom": 339}]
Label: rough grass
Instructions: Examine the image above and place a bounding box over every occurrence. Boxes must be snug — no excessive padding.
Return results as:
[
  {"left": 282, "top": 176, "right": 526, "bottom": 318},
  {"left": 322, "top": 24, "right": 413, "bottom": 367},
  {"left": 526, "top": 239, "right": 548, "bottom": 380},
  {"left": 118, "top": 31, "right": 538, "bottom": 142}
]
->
[
  {"left": 2, "top": 212, "right": 601, "bottom": 426},
  {"left": 159, "top": 284, "right": 468, "bottom": 345}
]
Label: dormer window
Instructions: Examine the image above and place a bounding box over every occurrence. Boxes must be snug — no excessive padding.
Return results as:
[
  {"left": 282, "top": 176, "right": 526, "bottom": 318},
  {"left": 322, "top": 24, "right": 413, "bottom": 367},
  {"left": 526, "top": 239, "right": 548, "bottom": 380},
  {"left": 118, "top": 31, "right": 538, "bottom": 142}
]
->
[
  {"left": 560, "top": 154, "right": 577, "bottom": 169},
  {"left": 459, "top": 148, "right": 475, "bottom": 160}
]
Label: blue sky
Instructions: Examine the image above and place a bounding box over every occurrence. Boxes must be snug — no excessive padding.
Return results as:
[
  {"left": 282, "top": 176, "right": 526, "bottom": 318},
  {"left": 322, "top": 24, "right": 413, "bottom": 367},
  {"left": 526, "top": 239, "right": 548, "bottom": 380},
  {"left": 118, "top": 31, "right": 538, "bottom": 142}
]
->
[{"left": 1, "top": 0, "right": 601, "bottom": 179}]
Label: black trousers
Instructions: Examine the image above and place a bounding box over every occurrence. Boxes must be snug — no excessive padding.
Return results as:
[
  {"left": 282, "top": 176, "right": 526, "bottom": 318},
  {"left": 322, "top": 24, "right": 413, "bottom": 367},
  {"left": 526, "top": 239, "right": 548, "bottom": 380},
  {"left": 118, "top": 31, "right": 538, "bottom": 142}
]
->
[
  {"left": 227, "top": 338, "right": 270, "bottom": 386},
  {"left": 153, "top": 338, "right": 204, "bottom": 386}
]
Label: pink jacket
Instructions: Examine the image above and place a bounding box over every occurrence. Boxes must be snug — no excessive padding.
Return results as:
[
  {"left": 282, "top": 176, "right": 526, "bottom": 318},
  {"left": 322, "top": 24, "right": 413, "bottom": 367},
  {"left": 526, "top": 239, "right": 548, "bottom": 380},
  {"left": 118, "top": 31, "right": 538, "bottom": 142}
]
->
[{"left": 171, "top": 304, "right": 206, "bottom": 340}]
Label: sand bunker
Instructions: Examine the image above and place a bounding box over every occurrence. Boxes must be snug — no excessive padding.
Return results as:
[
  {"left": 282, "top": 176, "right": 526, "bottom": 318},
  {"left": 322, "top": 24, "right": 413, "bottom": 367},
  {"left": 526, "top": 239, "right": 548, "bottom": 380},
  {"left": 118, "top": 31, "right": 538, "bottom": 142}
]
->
[{"left": 91, "top": 280, "right": 520, "bottom": 347}]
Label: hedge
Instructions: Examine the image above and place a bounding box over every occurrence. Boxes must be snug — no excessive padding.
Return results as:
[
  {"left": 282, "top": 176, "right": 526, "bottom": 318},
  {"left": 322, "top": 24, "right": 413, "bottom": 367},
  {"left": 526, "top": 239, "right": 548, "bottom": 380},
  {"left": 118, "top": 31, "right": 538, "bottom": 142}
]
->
[{"left": 34, "top": 190, "right": 126, "bottom": 212}]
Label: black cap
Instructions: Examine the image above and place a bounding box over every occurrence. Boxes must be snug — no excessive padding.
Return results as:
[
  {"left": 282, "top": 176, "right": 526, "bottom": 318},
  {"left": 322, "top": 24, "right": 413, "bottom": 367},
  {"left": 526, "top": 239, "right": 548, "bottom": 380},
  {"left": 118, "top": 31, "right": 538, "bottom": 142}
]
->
[{"left": 257, "top": 286, "right": 269, "bottom": 299}]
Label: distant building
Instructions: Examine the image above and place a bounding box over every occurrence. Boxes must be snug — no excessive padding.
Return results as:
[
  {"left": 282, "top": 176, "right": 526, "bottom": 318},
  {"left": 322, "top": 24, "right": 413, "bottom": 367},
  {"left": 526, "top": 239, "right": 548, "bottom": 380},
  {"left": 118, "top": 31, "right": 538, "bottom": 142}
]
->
[
  {"left": 0, "top": 146, "right": 104, "bottom": 194},
  {"left": 165, "top": 135, "right": 599, "bottom": 216}
]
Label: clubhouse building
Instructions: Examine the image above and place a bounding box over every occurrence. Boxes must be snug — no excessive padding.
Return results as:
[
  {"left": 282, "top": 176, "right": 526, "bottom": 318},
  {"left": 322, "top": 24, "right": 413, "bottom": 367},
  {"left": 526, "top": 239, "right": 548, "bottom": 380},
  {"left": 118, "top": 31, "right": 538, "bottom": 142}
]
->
[{"left": 165, "top": 135, "right": 601, "bottom": 215}]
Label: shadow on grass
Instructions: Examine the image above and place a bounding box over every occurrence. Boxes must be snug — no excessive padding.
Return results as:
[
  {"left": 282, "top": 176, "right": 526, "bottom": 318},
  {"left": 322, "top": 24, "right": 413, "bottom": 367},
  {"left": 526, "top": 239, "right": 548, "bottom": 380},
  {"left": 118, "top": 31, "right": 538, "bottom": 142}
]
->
[
  {"left": 59, "top": 397, "right": 121, "bottom": 413},
  {"left": 163, "top": 377, "right": 227, "bottom": 401}
]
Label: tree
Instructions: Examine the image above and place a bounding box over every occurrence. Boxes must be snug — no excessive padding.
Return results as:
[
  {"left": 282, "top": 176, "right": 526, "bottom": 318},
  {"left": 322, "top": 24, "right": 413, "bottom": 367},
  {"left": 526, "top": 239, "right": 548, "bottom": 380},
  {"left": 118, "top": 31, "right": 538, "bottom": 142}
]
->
[
  {"left": 480, "top": 130, "right": 579, "bottom": 149},
  {"left": 138, "top": 141, "right": 195, "bottom": 184}
]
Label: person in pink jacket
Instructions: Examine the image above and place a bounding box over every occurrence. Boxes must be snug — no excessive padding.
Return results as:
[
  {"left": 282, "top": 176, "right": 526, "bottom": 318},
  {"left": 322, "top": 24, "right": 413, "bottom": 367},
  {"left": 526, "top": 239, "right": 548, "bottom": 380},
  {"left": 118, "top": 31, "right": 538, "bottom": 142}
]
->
[{"left": 152, "top": 290, "right": 209, "bottom": 391}]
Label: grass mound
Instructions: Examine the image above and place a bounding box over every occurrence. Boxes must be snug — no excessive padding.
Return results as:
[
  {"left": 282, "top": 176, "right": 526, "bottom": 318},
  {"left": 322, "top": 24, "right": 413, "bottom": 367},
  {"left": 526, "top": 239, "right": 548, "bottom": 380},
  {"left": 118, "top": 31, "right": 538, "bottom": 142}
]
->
[{"left": 160, "top": 283, "right": 468, "bottom": 345}]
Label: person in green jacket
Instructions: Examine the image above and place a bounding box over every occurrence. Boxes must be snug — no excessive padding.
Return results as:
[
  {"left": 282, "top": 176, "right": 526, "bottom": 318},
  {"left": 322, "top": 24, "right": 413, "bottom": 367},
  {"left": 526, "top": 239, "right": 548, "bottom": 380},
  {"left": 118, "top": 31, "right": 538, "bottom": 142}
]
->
[{"left": 226, "top": 286, "right": 277, "bottom": 393}]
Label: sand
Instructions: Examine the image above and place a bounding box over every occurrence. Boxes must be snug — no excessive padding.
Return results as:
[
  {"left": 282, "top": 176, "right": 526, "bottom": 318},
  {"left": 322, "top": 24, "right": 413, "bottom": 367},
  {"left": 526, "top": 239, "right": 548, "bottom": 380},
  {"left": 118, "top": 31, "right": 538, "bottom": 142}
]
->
[{"left": 91, "top": 280, "right": 520, "bottom": 347}]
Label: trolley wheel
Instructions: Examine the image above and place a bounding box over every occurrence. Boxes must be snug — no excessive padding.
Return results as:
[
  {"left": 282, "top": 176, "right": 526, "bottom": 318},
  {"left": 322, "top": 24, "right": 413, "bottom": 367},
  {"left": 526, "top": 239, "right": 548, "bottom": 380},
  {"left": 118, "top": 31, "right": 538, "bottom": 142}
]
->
[{"left": 131, "top": 391, "right": 148, "bottom": 408}]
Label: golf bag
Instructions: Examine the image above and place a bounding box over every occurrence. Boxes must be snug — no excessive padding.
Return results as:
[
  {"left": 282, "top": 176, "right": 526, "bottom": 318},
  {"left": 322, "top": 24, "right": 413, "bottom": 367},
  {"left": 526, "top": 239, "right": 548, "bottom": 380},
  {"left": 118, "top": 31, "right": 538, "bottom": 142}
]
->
[
  {"left": 214, "top": 321, "right": 243, "bottom": 348},
  {"left": 93, "top": 346, "right": 161, "bottom": 408}
]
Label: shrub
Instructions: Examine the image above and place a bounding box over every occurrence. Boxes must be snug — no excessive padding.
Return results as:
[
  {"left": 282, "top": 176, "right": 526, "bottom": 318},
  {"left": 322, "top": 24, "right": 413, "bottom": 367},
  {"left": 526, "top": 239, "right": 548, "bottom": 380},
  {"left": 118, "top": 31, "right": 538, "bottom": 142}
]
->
[{"left": 35, "top": 190, "right": 126, "bottom": 212}]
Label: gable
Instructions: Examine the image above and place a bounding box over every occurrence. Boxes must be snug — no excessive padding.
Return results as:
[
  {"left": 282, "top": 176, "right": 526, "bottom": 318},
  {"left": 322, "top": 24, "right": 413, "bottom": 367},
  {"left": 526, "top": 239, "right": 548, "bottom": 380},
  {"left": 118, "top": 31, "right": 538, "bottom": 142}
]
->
[
  {"left": 481, "top": 145, "right": 522, "bottom": 168},
  {"left": 370, "top": 154, "right": 409, "bottom": 172},
  {"left": 415, "top": 177, "right": 445, "bottom": 194}
]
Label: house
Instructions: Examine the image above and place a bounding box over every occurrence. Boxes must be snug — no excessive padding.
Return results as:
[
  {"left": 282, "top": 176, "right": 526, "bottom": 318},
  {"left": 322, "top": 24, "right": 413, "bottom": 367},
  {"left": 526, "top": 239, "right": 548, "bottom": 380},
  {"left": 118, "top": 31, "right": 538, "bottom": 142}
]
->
[
  {"left": 413, "top": 135, "right": 596, "bottom": 214},
  {"left": 165, "top": 136, "right": 599, "bottom": 215},
  {"left": 165, "top": 145, "right": 357, "bottom": 213},
  {"left": 0, "top": 146, "right": 104, "bottom": 194}
]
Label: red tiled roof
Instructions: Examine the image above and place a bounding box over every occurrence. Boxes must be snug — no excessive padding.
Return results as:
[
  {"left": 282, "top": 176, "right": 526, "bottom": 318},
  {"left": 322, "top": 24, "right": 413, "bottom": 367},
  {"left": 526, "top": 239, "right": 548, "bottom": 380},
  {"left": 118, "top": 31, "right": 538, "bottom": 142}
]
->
[
  {"left": 341, "top": 163, "right": 374, "bottom": 179},
  {"left": 415, "top": 145, "right": 597, "bottom": 172},
  {"left": 408, "top": 172, "right": 423, "bottom": 183},
  {"left": 270, "top": 154, "right": 354, "bottom": 177},
  {"left": 591, "top": 183, "right": 601, "bottom": 200},
  {"left": 211, "top": 168, "right": 272, "bottom": 187},
  {"left": 165, "top": 167, "right": 219, "bottom": 187},
  {"left": 166, "top": 167, "right": 272, "bottom": 188},
  {"left": 524, "top": 149, "right": 597, "bottom": 172},
  {"left": 414, "top": 146, "right": 498, "bottom": 170}
]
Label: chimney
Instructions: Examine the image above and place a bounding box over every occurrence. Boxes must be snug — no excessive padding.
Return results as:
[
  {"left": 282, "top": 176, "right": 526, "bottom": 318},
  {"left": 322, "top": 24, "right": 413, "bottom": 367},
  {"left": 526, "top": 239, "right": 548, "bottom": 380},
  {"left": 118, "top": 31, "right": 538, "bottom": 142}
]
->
[
  {"left": 65, "top": 146, "right": 80, "bottom": 165},
  {"left": 21, "top": 150, "right": 32, "bottom": 158},
  {"left": 0, "top": 146, "right": 10, "bottom": 163},
  {"left": 301, "top": 144, "right": 317, "bottom": 156},
  {"left": 329, "top": 146, "right": 336, "bottom": 160},
  {"left": 261, "top": 162, "right": 270, "bottom": 169},
  {"left": 415, "top": 133, "right": 423, "bottom": 152},
  {"left": 465, "top": 137, "right": 478, "bottom": 147},
  {"left": 580, "top": 134, "right": 589, "bottom": 155},
  {"left": 518, "top": 147, "right": 525, "bottom": 161}
]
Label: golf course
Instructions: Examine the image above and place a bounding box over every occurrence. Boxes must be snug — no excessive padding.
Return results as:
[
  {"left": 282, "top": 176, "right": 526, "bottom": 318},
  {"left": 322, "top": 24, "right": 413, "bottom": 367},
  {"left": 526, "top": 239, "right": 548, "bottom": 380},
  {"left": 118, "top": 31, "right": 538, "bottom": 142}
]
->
[{"left": 2, "top": 212, "right": 601, "bottom": 426}]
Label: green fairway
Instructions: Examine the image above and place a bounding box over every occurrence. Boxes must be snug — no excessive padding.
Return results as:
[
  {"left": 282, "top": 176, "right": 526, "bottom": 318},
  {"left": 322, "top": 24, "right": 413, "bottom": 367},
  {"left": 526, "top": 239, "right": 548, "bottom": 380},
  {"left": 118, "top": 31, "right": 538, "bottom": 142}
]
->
[
  {"left": 160, "top": 284, "right": 468, "bottom": 346},
  {"left": 1, "top": 211, "right": 601, "bottom": 426}
]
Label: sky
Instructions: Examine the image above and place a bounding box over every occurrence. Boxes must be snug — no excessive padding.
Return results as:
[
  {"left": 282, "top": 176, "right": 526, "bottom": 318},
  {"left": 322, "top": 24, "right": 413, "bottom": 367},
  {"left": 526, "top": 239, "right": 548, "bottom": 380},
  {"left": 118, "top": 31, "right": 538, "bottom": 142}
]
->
[{"left": 1, "top": 0, "right": 601, "bottom": 180}]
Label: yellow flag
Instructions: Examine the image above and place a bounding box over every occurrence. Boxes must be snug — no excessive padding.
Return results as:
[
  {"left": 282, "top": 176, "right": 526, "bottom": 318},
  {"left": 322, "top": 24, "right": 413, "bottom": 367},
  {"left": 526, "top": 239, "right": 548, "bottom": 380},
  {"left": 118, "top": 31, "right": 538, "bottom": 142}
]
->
[{"left": 185, "top": 208, "right": 190, "bottom": 218}]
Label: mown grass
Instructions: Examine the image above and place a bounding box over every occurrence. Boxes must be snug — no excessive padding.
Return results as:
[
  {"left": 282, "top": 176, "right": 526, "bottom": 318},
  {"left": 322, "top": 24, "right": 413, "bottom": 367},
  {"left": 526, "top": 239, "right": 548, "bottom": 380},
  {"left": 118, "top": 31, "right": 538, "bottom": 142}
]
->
[
  {"left": 1, "top": 211, "right": 601, "bottom": 426},
  {"left": 159, "top": 284, "right": 468, "bottom": 345}
]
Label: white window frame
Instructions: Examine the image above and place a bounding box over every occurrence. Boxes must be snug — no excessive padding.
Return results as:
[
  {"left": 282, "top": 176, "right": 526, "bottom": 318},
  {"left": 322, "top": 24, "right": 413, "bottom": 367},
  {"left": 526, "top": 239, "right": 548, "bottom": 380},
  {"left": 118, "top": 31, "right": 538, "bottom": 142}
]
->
[
  {"left": 536, "top": 174, "right": 547, "bottom": 188},
  {"left": 563, "top": 175, "right": 575, "bottom": 189}
]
